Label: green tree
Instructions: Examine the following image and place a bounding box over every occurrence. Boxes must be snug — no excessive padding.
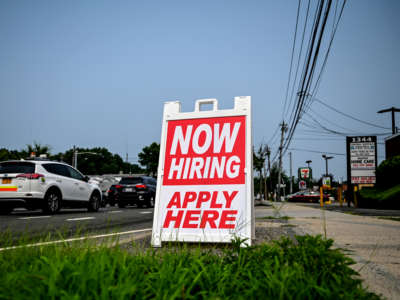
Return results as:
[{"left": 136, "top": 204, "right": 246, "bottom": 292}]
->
[
  {"left": 22, "top": 142, "right": 51, "bottom": 158},
  {"left": 0, "top": 149, "right": 21, "bottom": 161},
  {"left": 52, "top": 147, "right": 144, "bottom": 175},
  {"left": 138, "top": 142, "right": 160, "bottom": 176},
  {"left": 268, "top": 162, "right": 289, "bottom": 195},
  {"left": 253, "top": 146, "right": 266, "bottom": 198},
  {"left": 376, "top": 155, "right": 400, "bottom": 189}
]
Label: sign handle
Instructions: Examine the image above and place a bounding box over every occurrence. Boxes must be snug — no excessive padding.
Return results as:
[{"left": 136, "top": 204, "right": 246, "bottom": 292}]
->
[{"left": 195, "top": 99, "right": 218, "bottom": 112}]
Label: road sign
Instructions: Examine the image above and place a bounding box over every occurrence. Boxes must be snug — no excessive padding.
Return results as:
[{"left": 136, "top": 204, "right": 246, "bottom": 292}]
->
[
  {"left": 298, "top": 167, "right": 311, "bottom": 179},
  {"left": 322, "top": 176, "right": 331, "bottom": 189},
  {"left": 346, "top": 136, "right": 377, "bottom": 184},
  {"left": 299, "top": 180, "right": 307, "bottom": 190},
  {"left": 151, "top": 97, "right": 253, "bottom": 247}
]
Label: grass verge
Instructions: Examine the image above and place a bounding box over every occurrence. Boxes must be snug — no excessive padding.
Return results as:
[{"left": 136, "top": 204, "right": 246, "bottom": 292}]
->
[
  {"left": 359, "top": 185, "right": 400, "bottom": 209},
  {"left": 0, "top": 235, "right": 379, "bottom": 299}
]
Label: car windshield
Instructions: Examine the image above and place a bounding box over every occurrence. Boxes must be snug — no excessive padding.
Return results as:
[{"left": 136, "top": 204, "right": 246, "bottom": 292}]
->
[
  {"left": 0, "top": 162, "right": 35, "bottom": 174},
  {"left": 119, "top": 177, "right": 143, "bottom": 185}
]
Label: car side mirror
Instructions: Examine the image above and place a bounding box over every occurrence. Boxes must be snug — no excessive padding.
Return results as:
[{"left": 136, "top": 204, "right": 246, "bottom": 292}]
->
[{"left": 84, "top": 176, "right": 90, "bottom": 182}]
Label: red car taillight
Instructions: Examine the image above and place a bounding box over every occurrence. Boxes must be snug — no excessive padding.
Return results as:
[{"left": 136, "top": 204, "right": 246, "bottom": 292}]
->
[
  {"left": 115, "top": 185, "right": 123, "bottom": 189},
  {"left": 135, "top": 184, "right": 147, "bottom": 189},
  {"left": 17, "top": 173, "right": 44, "bottom": 180}
]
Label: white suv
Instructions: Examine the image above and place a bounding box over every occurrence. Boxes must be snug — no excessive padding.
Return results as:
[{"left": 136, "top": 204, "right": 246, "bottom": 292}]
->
[{"left": 0, "top": 159, "right": 102, "bottom": 214}]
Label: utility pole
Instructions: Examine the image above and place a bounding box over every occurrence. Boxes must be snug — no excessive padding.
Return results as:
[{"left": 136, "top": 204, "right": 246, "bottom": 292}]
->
[
  {"left": 289, "top": 152, "right": 293, "bottom": 195},
  {"left": 277, "top": 122, "right": 287, "bottom": 202},
  {"left": 266, "top": 145, "right": 272, "bottom": 196},
  {"left": 377, "top": 107, "right": 400, "bottom": 134},
  {"left": 262, "top": 145, "right": 269, "bottom": 200},
  {"left": 72, "top": 145, "right": 77, "bottom": 168}
]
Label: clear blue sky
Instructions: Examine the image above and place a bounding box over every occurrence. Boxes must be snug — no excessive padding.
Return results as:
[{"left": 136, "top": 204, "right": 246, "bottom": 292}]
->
[{"left": 0, "top": 0, "right": 399, "bottom": 181}]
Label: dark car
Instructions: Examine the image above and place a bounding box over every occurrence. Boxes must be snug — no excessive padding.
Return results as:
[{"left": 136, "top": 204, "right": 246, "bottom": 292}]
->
[
  {"left": 107, "top": 176, "right": 156, "bottom": 208},
  {"left": 287, "top": 190, "right": 329, "bottom": 203}
]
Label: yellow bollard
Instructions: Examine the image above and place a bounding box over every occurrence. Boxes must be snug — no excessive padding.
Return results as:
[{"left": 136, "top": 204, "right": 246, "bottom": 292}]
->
[
  {"left": 338, "top": 187, "right": 343, "bottom": 207},
  {"left": 354, "top": 185, "right": 358, "bottom": 208},
  {"left": 320, "top": 187, "right": 323, "bottom": 207}
]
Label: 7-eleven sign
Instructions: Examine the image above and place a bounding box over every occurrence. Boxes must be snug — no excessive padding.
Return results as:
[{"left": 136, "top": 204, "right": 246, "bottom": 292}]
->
[{"left": 299, "top": 167, "right": 311, "bottom": 180}]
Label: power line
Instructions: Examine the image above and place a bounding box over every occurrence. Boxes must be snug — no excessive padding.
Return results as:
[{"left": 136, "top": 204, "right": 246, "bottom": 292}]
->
[
  {"left": 304, "top": 109, "right": 358, "bottom": 133},
  {"left": 266, "top": 125, "right": 280, "bottom": 146},
  {"left": 285, "top": 0, "right": 332, "bottom": 154},
  {"left": 289, "top": 147, "right": 385, "bottom": 159},
  {"left": 283, "top": 0, "right": 302, "bottom": 120},
  {"left": 304, "top": 0, "right": 347, "bottom": 113},
  {"left": 289, "top": 147, "right": 345, "bottom": 155},
  {"left": 286, "top": 1, "right": 322, "bottom": 134},
  {"left": 297, "top": 126, "right": 392, "bottom": 137},
  {"left": 314, "top": 97, "right": 391, "bottom": 129},
  {"left": 286, "top": 0, "right": 312, "bottom": 118}
]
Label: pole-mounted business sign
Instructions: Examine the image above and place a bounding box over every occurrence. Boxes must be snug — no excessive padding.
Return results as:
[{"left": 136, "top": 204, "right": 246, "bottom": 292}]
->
[
  {"left": 346, "top": 136, "right": 377, "bottom": 184},
  {"left": 151, "top": 97, "right": 253, "bottom": 247}
]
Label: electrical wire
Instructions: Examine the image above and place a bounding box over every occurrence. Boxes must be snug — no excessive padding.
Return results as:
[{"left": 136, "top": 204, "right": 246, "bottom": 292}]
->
[
  {"left": 286, "top": 0, "right": 312, "bottom": 118},
  {"left": 288, "top": 147, "right": 345, "bottom": 155},
  {"left": 283, "top": 0, "right": 302, "bottom": 120},
  {"left": 304, "top": 0, "right": 347, "bottom": 113},
  {"left": 285, "top": 0, "right": 332, "bottom": 154},
  {"left": 304, "top": 108, "right": 359, "bottom": 132},
  {"left": 313, "top": 97, "right": 391, "bottom": 130}
]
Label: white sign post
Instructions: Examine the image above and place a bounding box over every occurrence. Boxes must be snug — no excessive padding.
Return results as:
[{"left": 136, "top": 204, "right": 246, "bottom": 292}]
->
[{"left": 151, "top": 97, "right": 254, "bottom": 247}]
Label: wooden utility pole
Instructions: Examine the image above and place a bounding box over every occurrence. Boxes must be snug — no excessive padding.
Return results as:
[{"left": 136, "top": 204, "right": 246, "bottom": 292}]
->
[
  {"left": 277, "top": 122, "right": 287, "bottom": 201},
  {"left": 262, "top": 145, "right": 270, "bottom": 200},
  {"left": 266, "top": 145, "right": 272, "bottom": 196},
  {"left": 378, "top": 107, "right": 400, "bottom": 134},
  {"left": 289, "top": 152, "right": 293, "bottom": 194}
]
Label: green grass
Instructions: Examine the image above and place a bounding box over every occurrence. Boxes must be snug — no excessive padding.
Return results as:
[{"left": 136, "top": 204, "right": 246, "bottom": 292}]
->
[
  {"left": 359, "top": 184, "right": 400, "bottom": 208},
  {"left": 0, "top": 235, "right": 379, "bottom": 299},
  {"left": 281, "top": 224, "right": 297, "bottom": 228}
]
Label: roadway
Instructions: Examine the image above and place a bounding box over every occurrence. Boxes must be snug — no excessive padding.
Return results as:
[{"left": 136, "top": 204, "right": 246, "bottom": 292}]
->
[{"left": 0, "top": 205, "right": 154, "bottom": 244}]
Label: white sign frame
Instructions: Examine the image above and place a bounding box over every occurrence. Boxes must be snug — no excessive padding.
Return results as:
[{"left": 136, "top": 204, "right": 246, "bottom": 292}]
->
[
  {"left": 346, "top": 136, "right": 377, "bottom": 185},
  {"left": 151, "top": 97, "right": 254, "bottom": 247}
]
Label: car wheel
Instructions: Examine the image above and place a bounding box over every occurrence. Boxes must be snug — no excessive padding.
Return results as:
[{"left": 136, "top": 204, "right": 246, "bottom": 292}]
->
[
  {"left": 44, "top": 190, "right": 61, "bottom": 214},
  {"left": 147, "top": 195, "right": 155, "bottom": 208},
  {"left": 88, "top": 193, "right": 100, "bottom": 212}
]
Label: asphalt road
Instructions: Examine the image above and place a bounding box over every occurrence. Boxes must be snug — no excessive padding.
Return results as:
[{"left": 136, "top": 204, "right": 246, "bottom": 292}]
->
[{"left": 0, "top": 205, "right": 154, "bottom": 243}]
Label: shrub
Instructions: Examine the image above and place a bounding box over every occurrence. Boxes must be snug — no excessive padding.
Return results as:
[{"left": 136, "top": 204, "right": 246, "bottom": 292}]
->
[
  {"left": 376, "top": 155, "right": 400, "bottom": 189},
  {"left": 0, "top": 235, "right": 380, "bottom": 299}
]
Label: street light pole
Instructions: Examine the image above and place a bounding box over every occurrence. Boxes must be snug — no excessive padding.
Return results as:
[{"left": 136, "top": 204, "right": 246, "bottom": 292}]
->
[
  {"left": 73, "top": 150, "right": 101, "bottom": 169},
  {"left": 322, "top": 154, "right": 333, "bottom": 176},
  {"left": 306, "top": 160, "right": 312, "bottom": 168}
]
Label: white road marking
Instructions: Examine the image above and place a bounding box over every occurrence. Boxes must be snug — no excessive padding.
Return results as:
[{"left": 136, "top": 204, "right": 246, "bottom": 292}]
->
[
  {"left": 19, "top": 216, "right": 52, "bottom": 220},
  {"left": 140, "top": 211, "right": 152, "bottom": 214},
  {"left": 108, "top": 210, "right": 123, "bottom": 213},
  {"left": 66, "top": 217, "right": 95, "bottom": 221},
  {"left": 0, "top": 228, "right": 153, "bottom": 252}
]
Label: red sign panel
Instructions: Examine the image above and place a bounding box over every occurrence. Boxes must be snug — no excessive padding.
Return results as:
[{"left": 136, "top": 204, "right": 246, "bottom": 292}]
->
[{"left": 163, "top": 116, "right": 246, "bottom": 186}]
